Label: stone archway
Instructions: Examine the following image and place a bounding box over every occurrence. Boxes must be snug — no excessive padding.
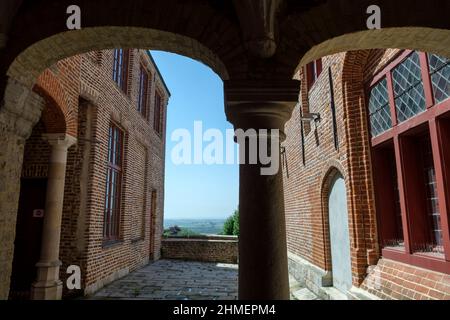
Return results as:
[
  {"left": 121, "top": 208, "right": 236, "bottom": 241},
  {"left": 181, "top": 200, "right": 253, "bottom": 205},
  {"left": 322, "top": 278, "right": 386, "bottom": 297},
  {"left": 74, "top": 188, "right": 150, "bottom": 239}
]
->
[
  {"left": 297, "top": 27, "right": 450, "bottom": 72},
  {"left": 6, "top": 26, "right": 230, "bottom": 91},
  {"left": 1, "top": 0, "right": 450, "bottom": 301}
]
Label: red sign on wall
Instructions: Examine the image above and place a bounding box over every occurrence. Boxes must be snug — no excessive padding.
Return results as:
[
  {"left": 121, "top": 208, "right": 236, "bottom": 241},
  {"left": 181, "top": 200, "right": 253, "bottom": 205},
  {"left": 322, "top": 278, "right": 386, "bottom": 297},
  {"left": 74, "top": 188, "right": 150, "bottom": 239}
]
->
[{"left": 33, "top": 209, "right": 44, "bottom": 218}]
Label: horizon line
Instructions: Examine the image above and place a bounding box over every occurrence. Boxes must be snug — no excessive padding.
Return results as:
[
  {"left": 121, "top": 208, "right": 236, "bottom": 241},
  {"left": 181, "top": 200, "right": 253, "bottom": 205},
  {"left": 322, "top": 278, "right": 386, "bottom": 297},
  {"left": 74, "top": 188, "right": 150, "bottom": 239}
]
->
[{"left": 164, "top": 217, "right": 228, "bottom": 220}]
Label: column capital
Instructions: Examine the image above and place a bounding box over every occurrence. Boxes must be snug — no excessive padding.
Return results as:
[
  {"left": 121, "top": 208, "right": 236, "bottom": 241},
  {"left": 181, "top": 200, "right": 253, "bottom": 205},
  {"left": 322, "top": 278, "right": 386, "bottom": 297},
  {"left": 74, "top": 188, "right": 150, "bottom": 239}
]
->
[
  {"left": 224, "top": 79, "right": 299, "bottom": 139},
  {"left": 42, "top": 133, "right": 77, "bottom": 149},
  {"left": 225, "top": 102, "right": 295, "bottom": 135}
]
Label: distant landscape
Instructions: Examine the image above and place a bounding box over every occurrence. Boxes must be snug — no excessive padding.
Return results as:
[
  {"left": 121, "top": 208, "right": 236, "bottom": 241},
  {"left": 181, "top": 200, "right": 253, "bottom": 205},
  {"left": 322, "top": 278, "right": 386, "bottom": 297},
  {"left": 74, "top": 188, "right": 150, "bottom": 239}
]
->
[{"left": 164, "top": 218, "right": 225, "bottom": 235}]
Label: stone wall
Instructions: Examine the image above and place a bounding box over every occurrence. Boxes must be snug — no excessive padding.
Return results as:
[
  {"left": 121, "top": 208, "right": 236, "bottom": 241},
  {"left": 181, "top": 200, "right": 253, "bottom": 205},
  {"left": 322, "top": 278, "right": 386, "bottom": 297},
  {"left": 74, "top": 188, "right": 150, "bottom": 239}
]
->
[
  {"left": 0, "top": 79, "right": 44, "bottom": 300},
  {"left": 161, "top": 236, "right": 238, "bottom": 264}
]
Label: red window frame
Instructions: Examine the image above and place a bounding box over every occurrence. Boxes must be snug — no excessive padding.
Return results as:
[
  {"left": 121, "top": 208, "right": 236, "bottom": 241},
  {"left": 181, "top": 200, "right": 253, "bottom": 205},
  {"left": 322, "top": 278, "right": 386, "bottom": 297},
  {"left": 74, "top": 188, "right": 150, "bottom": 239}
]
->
[
  {"left": 305, "top": 59, "right": 323, "bottom": 91},
  {"left": 154, "top": 90, "right": 163, "bottom": 135},
  {"left": 103, "top": 123, "right": 124, "bottom": 243},
  {"left": 367, "top": 50, "right": 450, "bottom": 274},
  {"left": 138, "top": 65, "right": 150, "bottom": 120},
  {"left": 112, "top": 49, "right": 130, "bottom": 93}
]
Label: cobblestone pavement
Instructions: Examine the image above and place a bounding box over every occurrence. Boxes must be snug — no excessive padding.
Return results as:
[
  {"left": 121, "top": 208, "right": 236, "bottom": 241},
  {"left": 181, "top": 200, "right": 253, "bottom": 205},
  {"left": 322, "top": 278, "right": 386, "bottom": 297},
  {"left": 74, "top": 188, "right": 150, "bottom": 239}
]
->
[
  {"left": 88, "top": 259, "right": 320, "bottom": 300},
  {"left": 89, "top": 260, "right": 238, "bottom": 300}
]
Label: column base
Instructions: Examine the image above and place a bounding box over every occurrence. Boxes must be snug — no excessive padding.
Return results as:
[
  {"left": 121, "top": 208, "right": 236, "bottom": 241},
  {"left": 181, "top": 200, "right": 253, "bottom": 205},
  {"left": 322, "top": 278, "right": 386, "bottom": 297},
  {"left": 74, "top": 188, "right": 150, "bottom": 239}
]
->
[
  {"left": 31, "top": 260, "right": 63, "bottom": 300},
  {"left": 31, "top": 280, "right": 63, "bottom": 300}
]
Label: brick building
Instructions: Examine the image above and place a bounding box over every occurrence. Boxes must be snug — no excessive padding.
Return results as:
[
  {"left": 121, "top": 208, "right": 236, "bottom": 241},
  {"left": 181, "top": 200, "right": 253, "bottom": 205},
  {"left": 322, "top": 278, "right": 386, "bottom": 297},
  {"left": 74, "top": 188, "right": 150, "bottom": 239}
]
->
[
  {"left": 8, "top": 49, "right": 170, "bottom": 299},
  {"left": 283, "top": 49, "right": 450, "bottom": 299}
]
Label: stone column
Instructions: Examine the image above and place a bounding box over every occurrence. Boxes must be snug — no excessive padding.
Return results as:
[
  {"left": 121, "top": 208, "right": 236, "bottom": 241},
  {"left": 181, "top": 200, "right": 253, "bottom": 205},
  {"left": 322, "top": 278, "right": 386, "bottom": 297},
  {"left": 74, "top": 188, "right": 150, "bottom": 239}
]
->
[
  {"left": 0, "top": 79, "right": 44, "bottom": 300},
  {"left": 31, "top": 134, "right": 76, "bottom": 300},
  {"left": 224, "top": 80, "right": 299, "bottom": 300}
]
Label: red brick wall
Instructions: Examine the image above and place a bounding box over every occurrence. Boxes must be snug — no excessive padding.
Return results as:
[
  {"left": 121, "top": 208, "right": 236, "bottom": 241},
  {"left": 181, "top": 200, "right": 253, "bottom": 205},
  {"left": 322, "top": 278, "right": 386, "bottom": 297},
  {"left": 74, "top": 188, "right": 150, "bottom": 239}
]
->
[
  {"left": 283, "top": 49, "right": 450, "bottom": 299},
  {"left": 21, "top": 121, "right": 51, "bottom": 178},
  {"left": 361, "top": 258, "right": 450, "bottom": 300},
  {"left": 19, "top": 49, "right": 169, "bottom": 297},
  {"left": 283, "top": 52, "right": 351, "bottom": 274}
]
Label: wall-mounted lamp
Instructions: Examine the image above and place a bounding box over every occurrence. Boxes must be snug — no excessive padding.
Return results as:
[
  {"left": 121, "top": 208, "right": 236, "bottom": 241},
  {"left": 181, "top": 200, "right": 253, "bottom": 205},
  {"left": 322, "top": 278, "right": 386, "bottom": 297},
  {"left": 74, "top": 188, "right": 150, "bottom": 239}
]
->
[{"left": 299, "top": 112, "right": 321, "bottom": 123}]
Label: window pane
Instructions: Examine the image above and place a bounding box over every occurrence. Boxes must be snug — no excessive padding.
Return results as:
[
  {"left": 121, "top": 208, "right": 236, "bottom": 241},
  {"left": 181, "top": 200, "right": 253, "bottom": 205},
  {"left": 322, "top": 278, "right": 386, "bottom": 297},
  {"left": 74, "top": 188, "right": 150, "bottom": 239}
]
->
[
  {"left": 112, "top": 50, "right": 118, "bottom": 82},
  {"left": 104, "top": 124, "right": 124, "bottom": 240},
  {"left": 138, "top": 67, "right": 149, "bottom": 117},
  {"left": 116, "top": 129, "right": 122, "bottom": 165},
  {"left": 420, "top": 136, "right": 443, "bottom": 252},
  {"left": 391, "top": 154, "right": 404, "bottom": 245},
  {"left": 154, "top": 93, "right": 161, "bottom": 133},
  {"left": 138, "top": 69, "right": 144, "bottom": 113},
  {"left": 428, "top": 53, "right": 450, "bottom": 104},
  {"left": 112, "top": 49, "right": 128, "bottom": 92},
  {"left": 392, "top": 52, "right": 426, "bottom": 122},
  {"left": 117, "top": 49, "right": 123, "bottom": 88},
  {"left": 368, "top": 78, "right": 392, "bottom": 136}
]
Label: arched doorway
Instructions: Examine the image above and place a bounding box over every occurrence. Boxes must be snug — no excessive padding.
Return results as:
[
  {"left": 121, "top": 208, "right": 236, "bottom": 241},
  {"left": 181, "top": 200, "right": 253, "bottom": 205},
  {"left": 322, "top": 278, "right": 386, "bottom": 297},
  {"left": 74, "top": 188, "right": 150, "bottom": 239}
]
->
[{"left": 328, "top": 173, "right": 352, "bottom": 293}]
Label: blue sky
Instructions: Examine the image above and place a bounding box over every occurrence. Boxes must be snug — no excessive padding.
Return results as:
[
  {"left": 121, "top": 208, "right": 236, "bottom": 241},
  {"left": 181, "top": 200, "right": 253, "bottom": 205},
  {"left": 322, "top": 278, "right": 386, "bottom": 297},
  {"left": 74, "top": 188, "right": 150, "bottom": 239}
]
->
[{"left": 151, "top": 51, "right": 239, "bottom": 220}]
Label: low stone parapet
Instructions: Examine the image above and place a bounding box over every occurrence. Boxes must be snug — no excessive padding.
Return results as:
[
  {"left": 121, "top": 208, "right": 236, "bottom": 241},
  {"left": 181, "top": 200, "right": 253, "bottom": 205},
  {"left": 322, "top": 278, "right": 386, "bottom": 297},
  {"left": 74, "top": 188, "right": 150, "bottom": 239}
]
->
[{"left": 161, "top": 235, "right": 238, "bottom": 264}]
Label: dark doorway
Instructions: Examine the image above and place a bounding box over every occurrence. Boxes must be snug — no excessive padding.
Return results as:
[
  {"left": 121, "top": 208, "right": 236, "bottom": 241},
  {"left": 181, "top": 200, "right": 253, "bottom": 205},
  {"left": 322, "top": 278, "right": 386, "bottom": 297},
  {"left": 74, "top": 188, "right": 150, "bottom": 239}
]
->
[{"left": 9, "top": 178, "right": 47, "bottom": 300}]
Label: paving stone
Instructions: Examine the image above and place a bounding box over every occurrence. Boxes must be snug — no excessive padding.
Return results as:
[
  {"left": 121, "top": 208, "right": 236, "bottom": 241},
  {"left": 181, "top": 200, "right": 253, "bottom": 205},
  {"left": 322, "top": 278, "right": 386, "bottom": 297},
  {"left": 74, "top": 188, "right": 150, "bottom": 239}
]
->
[
  {"left": 89, "top": 259, "right": 238, "bottom": 300},
  {"left": 88, "top": 259, "right": 317, "bottom": 300}
]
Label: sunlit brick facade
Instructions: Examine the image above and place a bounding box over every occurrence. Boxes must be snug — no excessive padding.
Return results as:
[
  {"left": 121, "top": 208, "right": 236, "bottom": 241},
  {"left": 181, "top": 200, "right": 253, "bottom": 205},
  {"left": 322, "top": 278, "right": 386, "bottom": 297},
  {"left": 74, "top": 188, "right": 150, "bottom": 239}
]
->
[
  {"left": 8, "top": 49, "right": 169, "bottom": 299},
  {"left": 283, "top": 49, "right": 450, "bottom": 300}
]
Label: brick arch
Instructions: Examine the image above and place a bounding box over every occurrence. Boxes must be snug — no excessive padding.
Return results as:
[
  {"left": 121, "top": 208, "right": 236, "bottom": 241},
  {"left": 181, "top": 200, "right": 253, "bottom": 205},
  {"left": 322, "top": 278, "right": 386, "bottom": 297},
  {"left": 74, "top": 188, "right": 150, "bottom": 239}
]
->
[
  {"left": 33, "top": 69, "right": 74, "bottom": 135},
  {"left": 319, "top": 161, "right": 347, "bottom": 274},
  {"left": 33, "top": 88, "right": 66, "bottom": 135},
  {"left": 340, "top": 49, "right": 382, "bottom": 286},
  {"left": 296, "top": 27, "right": 450, "bottom": 74}
]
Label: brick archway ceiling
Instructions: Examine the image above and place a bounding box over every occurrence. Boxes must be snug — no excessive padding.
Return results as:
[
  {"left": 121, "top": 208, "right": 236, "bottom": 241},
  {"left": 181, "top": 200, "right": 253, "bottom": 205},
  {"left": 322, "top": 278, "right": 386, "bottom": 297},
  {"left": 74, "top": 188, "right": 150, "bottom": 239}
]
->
[
  {"left": 33, "top": 85, "right": 67, "bottom": 134},
  {"left": 1, "top": 0, "right": 450, "bottom": 94}
]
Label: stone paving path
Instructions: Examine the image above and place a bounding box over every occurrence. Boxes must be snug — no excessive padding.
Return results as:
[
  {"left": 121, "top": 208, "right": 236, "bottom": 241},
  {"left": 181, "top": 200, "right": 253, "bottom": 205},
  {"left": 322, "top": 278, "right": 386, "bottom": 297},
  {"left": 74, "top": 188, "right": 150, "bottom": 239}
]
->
[
  {"left": 88, "top": 259, "right": 320, "bottom": 300},
  {"left": 89, "top": 260, "right": 238, "bottom": 300}
]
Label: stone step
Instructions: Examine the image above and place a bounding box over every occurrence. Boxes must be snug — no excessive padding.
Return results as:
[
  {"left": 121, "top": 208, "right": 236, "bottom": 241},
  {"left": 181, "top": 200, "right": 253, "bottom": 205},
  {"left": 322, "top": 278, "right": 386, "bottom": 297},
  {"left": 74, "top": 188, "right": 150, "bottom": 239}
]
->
[
  {"left": 292, "top": 288, "right": 319, "bottom": 300},
  {"left": 289, "top": 275, "right": 319, "bottom": 300}
]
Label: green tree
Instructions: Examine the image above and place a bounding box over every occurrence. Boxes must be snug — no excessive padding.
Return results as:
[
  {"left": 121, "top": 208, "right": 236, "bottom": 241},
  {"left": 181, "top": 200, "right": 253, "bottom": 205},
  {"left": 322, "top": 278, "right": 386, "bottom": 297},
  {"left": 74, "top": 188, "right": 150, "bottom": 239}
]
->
[
  {"left": 223, "top": 209, "right": 239, "bottom": 236},
  {"left": 223, "top": 215, "right": 235, "bottom": 235},
  {"left": 232, "top": 210, "right": 239, "bottom": 236}
]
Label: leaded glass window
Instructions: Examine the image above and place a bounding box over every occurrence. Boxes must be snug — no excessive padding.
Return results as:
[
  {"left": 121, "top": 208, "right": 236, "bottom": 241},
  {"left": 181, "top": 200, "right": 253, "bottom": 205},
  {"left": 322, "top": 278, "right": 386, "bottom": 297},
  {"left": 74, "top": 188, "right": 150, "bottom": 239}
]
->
[
  {"left": 368, "top": 78, "right": 391, "bottom": 136},
  {"left": 392, "top": 52, "right": 426, "bottom": 122},
  {"left": 428, "top": 53, "right": 450, "bottom": 104}
]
